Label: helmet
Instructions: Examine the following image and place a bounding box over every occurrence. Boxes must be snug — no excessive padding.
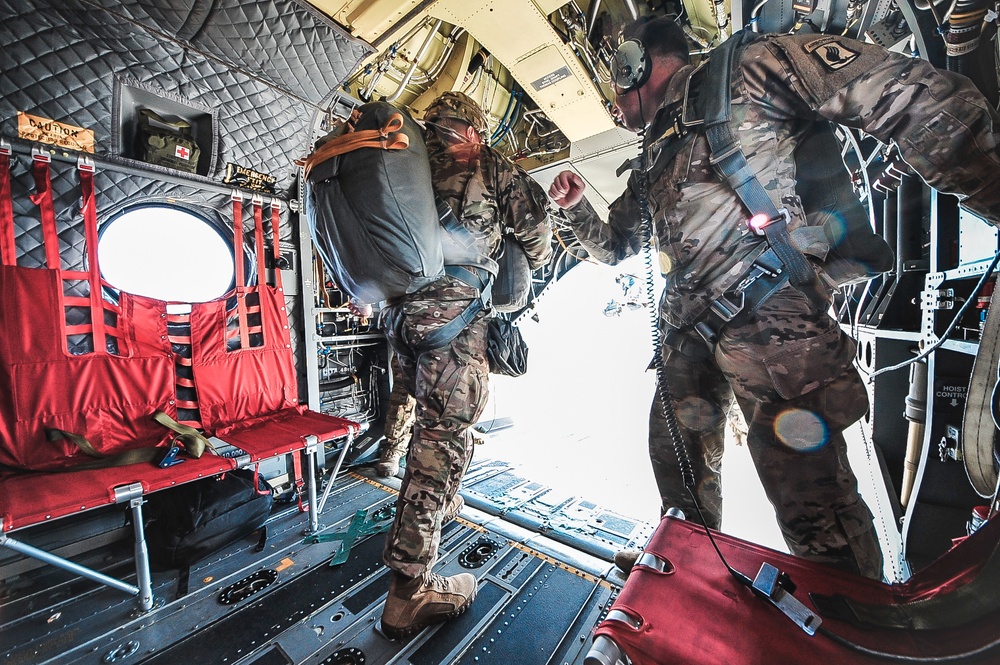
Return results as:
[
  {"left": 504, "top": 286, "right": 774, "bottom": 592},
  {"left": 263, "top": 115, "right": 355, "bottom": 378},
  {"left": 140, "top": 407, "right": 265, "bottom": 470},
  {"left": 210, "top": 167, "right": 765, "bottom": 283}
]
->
[{"left": 423, "top": 91, "right": 490, "bottom": 138}]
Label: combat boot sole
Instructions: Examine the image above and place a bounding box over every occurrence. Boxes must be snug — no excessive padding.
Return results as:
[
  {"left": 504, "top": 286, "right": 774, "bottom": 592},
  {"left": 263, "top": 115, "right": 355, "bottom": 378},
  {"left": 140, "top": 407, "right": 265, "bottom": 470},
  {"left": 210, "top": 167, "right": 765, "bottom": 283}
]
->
[{"left": 381, "top": 584, "right": 477, "bottom": 640}]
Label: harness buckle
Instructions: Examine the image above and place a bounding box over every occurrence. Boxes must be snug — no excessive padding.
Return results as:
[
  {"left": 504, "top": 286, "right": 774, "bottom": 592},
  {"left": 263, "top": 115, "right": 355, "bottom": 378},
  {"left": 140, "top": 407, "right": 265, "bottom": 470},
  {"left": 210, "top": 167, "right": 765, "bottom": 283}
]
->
[
  {"left": 31, "top": 147, "right": 51, "bottom": 164},
  {"left": 0, "top": 138, "right": 11, "bottom": 156},
  {"left": 748, "top": 208, "right": 790, "bottom": 236},
  {"left": 710, "top": 290, "right": 745, "bottom": 323}
]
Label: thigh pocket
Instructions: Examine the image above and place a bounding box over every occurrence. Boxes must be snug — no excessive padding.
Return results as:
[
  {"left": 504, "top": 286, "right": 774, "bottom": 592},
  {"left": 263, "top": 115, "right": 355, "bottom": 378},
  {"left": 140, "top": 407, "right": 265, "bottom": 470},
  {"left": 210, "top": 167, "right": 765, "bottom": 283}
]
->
[{"left": 762, "top": 326, "right": 856, "bottom": 401}]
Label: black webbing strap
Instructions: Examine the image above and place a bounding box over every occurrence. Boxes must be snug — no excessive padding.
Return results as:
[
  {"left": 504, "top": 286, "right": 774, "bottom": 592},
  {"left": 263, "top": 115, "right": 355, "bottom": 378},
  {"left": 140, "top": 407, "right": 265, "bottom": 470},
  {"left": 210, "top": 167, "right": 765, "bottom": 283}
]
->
[
  {"left": 811, "top": 528, "right": 1000, "bottom": 630},
  {"left": 416, "top": 265, "right": 490, "bottom": 351},
  {"left": 701, "top": 30, "right": 814, "bottom": 286},
  {"left": 410, "top": 199, "right": 495, "bottom": 353}
]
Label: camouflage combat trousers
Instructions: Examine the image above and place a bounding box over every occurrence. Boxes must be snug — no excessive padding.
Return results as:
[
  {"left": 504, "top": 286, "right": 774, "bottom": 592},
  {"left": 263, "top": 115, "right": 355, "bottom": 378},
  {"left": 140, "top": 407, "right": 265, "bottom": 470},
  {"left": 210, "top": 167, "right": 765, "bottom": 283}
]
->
[
  {"left": 649, "top": 283, "right": 884, "bottom": 579},
  {"left": 380, "top": 288, "right": 489, "bottom": 578},
  {"left": 382, "top": 355, "right": 417, "bottom": 459}
]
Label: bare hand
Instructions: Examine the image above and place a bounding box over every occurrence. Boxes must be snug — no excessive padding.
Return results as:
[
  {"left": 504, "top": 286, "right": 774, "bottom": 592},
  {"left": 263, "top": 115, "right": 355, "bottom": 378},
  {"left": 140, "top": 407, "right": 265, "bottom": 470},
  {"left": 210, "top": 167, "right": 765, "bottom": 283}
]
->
[
  {"left": 548, "top": 171, "right": 586, "bottom": 209},
  {"left": 347, "top": 301, "right": 372, "bottom": 320}
]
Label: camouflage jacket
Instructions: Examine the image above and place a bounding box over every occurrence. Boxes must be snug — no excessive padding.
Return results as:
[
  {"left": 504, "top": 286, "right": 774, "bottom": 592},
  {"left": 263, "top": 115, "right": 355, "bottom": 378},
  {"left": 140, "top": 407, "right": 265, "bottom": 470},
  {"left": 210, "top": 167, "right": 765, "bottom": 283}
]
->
[
  {"left": 565, "top": 33, "right": 1000, "bottom": 328},
  {"left": 414, "top": 131, "right": 553, "bottom": 303}
]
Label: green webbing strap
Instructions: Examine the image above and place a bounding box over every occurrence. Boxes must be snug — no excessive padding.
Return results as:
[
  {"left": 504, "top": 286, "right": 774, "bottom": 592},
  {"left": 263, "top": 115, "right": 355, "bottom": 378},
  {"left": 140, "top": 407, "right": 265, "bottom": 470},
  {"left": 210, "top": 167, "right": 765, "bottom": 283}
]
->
[
  {"left": 151, "top": 411, "right": 212, "bottom": 458},
  {"left": 701, "top": 30, "right": 814, "bottom": 286},
  {"left": 45, "top": 428, "right": 164, "bottom": 470},
  {"left": 46, "top": 427, "right": 102, "bottom": 458}
]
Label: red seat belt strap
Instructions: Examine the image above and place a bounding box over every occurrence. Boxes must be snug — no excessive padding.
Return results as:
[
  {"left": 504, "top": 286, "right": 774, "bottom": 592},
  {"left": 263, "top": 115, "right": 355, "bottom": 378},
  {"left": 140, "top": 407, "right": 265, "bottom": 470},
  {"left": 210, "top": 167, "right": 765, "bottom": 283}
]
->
[
  {"left": 231, "top": 191, "right": 250, "bottom": 349},
  {"left": 270, "top": 200, "right": 283, "bottom": 290},
  {"left": 78, "top": 156, "right": 107, "bottom": 353},
  {"left": 291, "top": 448, "right": 306, "bottom": 513},
  {"left": 30, "top": 150, "right": 60, "bottom": 270},
  {"left": 252, "top": 196, "right": 267, "bottom": 289},
  {"left": 0, "top": 141, "right": 15, "bottom": 266}
]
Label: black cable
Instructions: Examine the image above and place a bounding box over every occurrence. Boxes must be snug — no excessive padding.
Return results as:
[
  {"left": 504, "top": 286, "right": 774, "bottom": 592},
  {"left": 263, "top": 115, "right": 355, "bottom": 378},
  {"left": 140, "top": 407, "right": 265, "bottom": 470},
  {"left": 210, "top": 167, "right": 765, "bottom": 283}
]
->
[
  {"left": 633, "top": 89, "right": 753, "bottom": 588},
  {"left": 872, "top": 249, "right": 1000, "bottom": 379}
]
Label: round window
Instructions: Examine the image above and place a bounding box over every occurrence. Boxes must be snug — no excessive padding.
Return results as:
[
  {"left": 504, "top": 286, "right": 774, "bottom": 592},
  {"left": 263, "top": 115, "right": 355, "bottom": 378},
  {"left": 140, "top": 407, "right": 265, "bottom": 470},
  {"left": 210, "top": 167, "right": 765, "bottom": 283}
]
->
[{"left": 98, "top": 204, "right": 235, "bottom": 303}]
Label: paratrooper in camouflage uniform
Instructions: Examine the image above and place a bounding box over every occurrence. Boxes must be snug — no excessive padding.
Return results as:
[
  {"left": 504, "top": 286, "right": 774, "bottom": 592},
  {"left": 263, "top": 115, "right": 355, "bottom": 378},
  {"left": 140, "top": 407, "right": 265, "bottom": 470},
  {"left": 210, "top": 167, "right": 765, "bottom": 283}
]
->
[
  {"left": 379, "top": 91, "right": 553, "bottom": 638},
  {"left": 376, "top": 355, "right": 416, "bottom": 477},
  {"left": 550, "top": 18, "right": 999, "bottom": 579}
]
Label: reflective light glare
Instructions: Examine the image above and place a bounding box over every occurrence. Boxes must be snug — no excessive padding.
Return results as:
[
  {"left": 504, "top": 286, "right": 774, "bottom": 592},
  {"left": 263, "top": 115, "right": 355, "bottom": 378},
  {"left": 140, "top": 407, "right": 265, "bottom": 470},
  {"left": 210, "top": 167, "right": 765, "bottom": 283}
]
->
[
  {"left": 98, "top": 206, "right": 234, "bottom": 303},
  {"left": 748, "top": 213, "right": 770, "bottom": 233},
  {"left": 774, "top": 408, "right": 829, "bottom": 451}
]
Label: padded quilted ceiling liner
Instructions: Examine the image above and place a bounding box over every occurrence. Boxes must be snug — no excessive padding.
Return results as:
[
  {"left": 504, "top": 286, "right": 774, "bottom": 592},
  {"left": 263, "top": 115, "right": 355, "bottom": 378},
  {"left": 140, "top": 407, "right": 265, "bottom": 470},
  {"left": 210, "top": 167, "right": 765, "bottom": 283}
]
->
[{"left": 0, "top": 0, "right": 372, "bottom": 193}]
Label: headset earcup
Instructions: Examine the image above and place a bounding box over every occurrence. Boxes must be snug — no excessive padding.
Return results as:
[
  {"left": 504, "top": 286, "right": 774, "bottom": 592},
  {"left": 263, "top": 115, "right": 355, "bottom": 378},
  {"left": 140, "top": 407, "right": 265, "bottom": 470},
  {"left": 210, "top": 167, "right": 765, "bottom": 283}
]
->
[{"left": 613, "top": 39, "right": 650, "bottom": 92}]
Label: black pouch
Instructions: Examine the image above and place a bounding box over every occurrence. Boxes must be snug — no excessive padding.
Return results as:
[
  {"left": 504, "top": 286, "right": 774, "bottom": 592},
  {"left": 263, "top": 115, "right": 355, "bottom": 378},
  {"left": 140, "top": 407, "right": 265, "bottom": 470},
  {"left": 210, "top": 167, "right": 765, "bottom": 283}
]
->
[
  {"left": 143, "top": 468, "right": 272, "bottom": 569},
  {"left": 487, "top": 316, "right": 528, "bottom": 377},
  {"left": 136, "top": 109, "right": 201, "bottom": 173},
  {"left": 491, "top": 234, "right": 532, "bottom": 314}
]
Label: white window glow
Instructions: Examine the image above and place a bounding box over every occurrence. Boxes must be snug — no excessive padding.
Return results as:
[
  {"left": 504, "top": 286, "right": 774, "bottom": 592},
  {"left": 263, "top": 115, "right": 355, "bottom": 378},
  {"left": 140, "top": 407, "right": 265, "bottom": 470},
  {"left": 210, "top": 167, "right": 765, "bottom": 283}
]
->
[{"left": 98, "top": 205, "right": 234, "bottom": 303}]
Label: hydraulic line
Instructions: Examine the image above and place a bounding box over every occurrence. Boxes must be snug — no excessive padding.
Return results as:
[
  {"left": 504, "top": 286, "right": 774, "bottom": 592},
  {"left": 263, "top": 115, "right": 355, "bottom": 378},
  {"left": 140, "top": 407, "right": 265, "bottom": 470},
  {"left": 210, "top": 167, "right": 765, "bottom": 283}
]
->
[{"left": 943, "top": 0, "right": 990, "bottom": 75}]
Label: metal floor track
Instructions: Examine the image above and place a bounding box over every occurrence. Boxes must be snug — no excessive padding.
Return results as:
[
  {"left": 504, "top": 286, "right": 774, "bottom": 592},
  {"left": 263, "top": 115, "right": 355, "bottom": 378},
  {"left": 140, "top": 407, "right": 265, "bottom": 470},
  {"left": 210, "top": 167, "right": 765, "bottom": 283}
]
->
[{"left": 1, "top": 468, "right": 631, "bottom": 665}]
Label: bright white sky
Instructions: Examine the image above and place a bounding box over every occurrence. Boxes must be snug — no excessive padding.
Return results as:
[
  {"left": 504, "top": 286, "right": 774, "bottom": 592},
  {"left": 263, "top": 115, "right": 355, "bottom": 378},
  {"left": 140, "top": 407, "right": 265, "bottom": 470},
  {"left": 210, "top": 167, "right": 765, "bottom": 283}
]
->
[
  {"left": 98, "top": 206, "right": 234, "bottom": 303},
  {"left": 479, "top": 253, "right": 790, "bottom": 552}
]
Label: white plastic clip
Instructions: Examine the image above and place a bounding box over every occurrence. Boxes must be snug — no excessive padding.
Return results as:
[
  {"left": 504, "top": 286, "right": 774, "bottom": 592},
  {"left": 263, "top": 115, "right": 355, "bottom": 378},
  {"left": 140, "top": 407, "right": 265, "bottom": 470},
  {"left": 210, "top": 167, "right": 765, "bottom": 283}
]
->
[
  {"left": 231, "top": 189, "right": 243, "bottom": 203},
  {"left": 77, "top": 154, "right": 95, "bottom": 173},
  {"left": 270, "top": 198, "right": 281, "bottom": 212},
  {"left": 0, "top": 138, "right": 11, "bottom": 156},
  {"left": 251, "top": 193, "right": 263, "bottom": 207},
  {"left": 31, "top": 146, "right": 51, "bottom": 163}
]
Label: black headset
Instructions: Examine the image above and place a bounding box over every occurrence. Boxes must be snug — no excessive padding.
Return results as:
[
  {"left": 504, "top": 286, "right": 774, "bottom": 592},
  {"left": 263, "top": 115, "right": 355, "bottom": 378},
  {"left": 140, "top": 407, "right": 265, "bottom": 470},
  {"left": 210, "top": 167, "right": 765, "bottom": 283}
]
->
[{"left": 612, "top": 37, "right": 650, "bottom": 93}]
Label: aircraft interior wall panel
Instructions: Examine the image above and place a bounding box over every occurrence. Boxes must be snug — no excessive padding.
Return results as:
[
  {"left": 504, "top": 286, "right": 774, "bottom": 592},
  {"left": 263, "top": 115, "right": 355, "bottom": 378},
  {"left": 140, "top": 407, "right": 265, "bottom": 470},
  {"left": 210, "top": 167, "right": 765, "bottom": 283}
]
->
[{"left": 1, "top": 0, "right": 369, "bottom": 194}]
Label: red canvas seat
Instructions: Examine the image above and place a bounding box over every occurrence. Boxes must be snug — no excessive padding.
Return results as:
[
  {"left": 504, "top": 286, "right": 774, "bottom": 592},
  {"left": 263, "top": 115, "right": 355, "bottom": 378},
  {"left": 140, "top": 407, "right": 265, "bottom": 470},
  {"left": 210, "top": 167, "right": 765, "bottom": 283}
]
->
[
  {"left": 589, "top": 514, "right": 1000, "bottom": 664},
  {"left": 0, "top": 147, "right": 360, "bottom": 611}
]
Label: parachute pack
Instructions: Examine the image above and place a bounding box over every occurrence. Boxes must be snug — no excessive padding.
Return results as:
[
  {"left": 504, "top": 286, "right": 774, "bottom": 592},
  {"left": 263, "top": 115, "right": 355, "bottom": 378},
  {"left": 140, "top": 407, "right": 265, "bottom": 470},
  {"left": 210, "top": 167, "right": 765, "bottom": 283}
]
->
[
  {"left": 304, "top": 101, "right": 532, "bottom": 323},
  {"left": 305, "top": 101, "right": 446, "bottom": 305}
]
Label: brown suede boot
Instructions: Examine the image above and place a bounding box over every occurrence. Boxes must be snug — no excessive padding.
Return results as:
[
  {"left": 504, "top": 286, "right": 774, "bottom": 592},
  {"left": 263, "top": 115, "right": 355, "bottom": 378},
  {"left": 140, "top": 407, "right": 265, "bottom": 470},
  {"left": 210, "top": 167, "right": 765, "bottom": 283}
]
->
[
  {"left": 381, "top": 570, "right": 477, "bottom": 640},
  {"left": 442, "top": 494, "right": 464, "bottom": 525},
  {"left": 376, "top": 448, "right": 405, "bottom": 477},
  {"left": 614, "top": 549, "right": 642, "bottom": 575}
]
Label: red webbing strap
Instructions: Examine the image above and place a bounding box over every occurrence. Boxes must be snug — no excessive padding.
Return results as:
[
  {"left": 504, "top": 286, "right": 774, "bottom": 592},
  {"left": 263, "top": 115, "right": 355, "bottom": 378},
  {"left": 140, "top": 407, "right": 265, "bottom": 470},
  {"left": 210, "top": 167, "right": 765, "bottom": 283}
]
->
[
  {"left": 0, "top": 144, "right": 15, "bottom": 265},
  {"left": 291, "top": 448, "right": 306, "bottom": 513},
  {"left": 29, "top": 153, "right": 60, "bottom": 269},
  {"left": 232, "top": 192, "right": 250, "bottom": 349},
  {"left": 78, "top": 158, "right": 107, "bottom": 354},
  {"left": 252, "top": 196, "right": 267, "bottom": 289},
  {"left": 270, "top": 200, "right": 283, "bottom": 290},
  {"left": 252, "top": 464, "right": 271, "bottom": 496}
]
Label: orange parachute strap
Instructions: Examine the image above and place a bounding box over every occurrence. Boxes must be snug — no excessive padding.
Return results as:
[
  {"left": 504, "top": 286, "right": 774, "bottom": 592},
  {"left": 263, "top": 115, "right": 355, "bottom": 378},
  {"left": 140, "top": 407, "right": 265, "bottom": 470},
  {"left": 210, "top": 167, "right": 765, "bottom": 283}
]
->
[{"left": 302, "top": 112, "right": 408, "bottom": 180}]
